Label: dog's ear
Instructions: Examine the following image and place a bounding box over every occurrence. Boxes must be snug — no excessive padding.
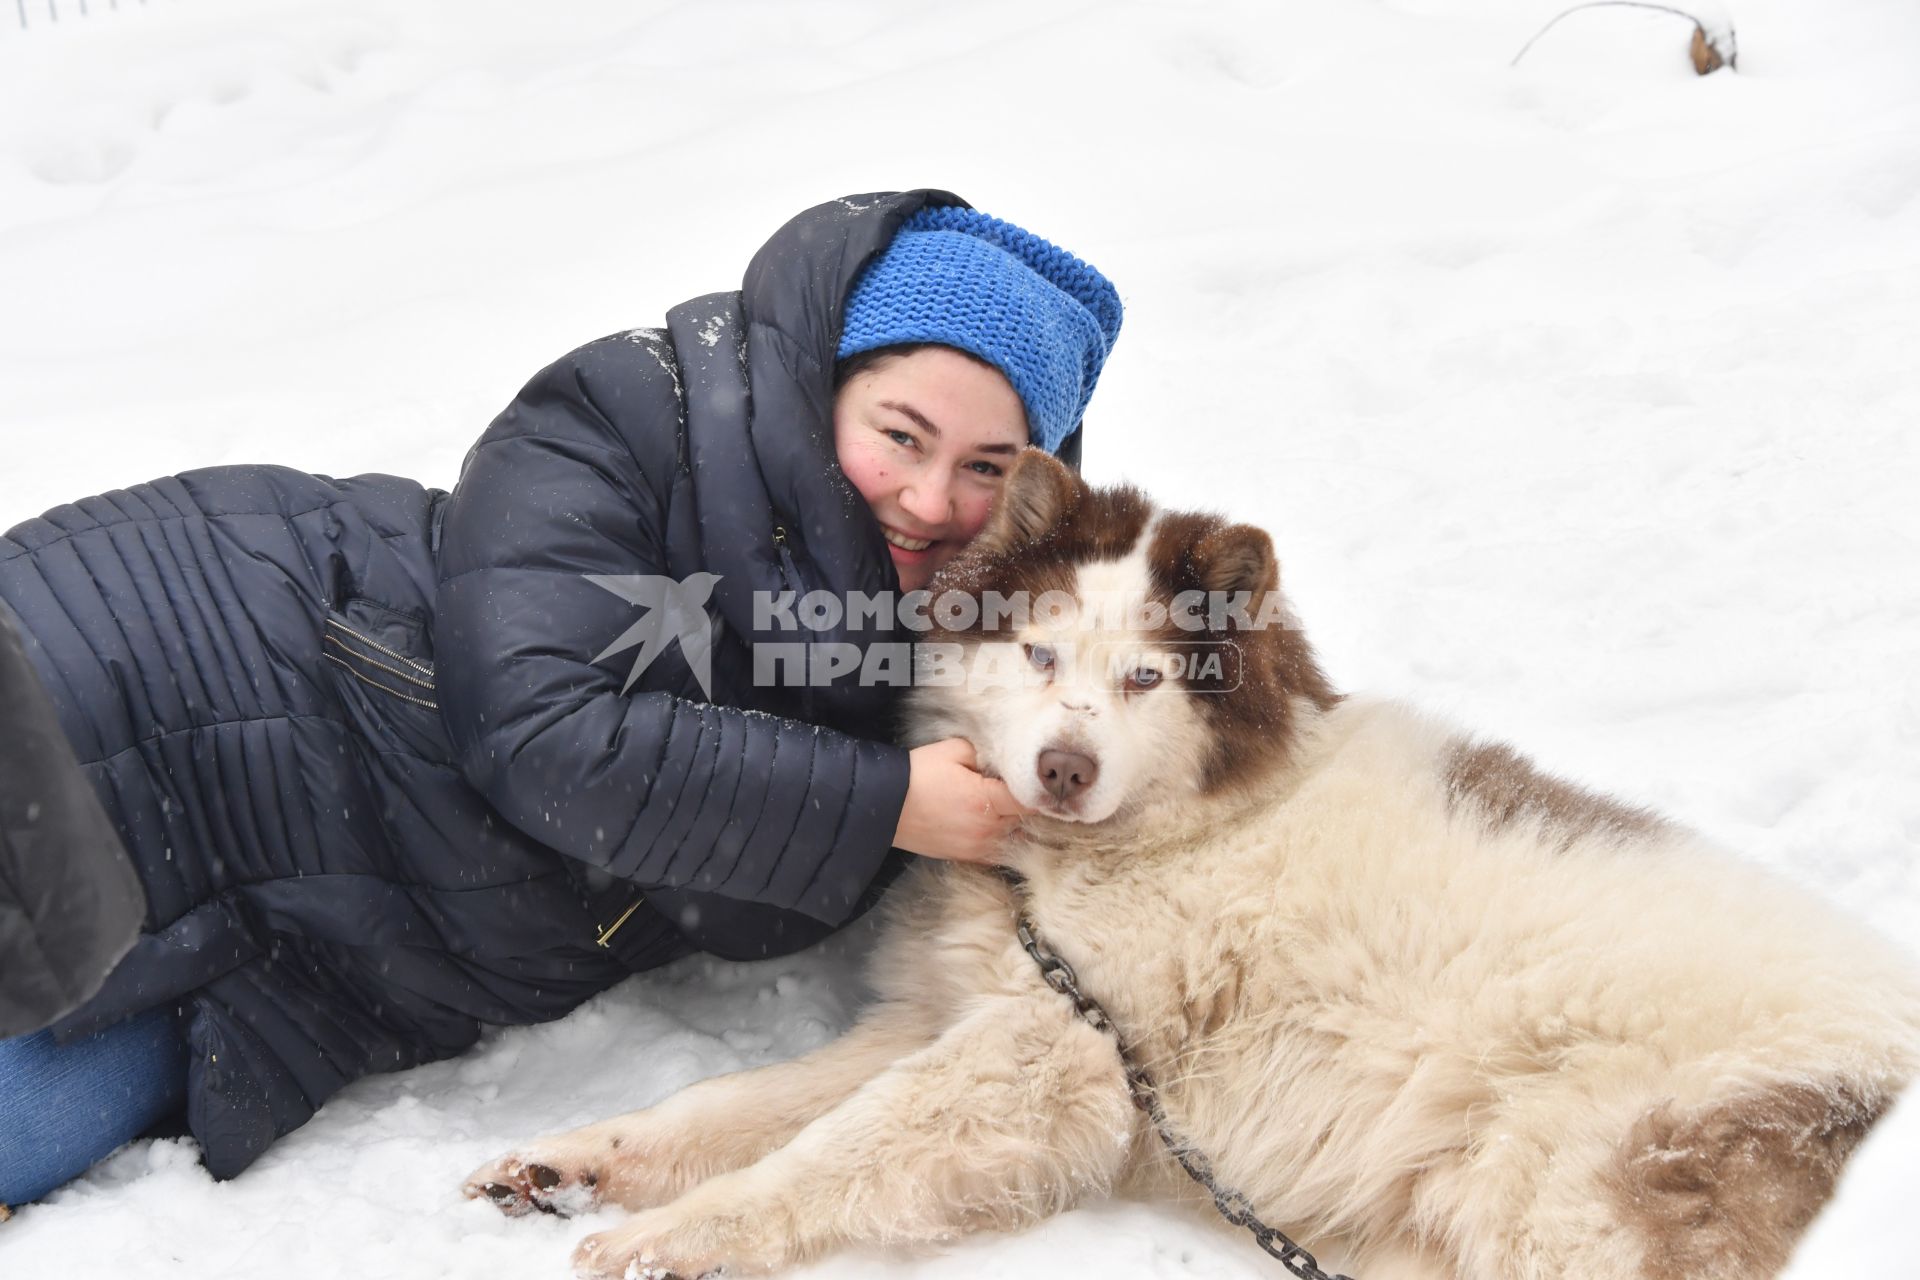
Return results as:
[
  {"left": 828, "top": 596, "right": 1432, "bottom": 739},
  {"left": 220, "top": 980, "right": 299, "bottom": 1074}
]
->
[
  {"left": 1193, "top": 522, "right": 1279, "bottom": 603},
  {"left": 973, "top": 448, "right": 1083, "bottom": 557}
]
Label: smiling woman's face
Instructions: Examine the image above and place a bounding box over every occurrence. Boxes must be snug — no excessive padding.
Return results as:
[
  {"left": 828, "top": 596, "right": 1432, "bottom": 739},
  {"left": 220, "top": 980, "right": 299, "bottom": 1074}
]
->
[{"left": 832, "top": 345, "right": 1030, "bottom": 592}]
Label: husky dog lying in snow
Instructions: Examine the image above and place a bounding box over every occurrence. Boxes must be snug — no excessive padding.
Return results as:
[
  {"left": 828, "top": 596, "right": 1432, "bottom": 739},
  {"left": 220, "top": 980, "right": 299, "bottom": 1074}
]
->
[{"left": 466, "top": 451, "right": 1920, "bottom": 1280}]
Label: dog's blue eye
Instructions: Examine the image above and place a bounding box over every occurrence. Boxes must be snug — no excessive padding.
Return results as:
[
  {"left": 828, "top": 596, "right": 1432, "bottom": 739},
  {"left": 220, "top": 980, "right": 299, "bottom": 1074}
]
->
[
  {"left": 1026, "top": 644, "right": 1055, "bottom": 670},
  {"left": 1129, "top": 668, "right": 1161, "bottom": 691}
]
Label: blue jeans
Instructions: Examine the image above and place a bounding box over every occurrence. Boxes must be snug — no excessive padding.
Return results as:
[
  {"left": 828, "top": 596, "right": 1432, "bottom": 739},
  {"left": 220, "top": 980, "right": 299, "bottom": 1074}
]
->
[{"left": 0, "top": 1006, "right": 188, "bottom": 1208}]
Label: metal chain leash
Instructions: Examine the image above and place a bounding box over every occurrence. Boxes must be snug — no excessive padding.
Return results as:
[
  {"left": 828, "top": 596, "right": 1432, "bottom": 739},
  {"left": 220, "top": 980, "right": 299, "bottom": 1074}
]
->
[{"left": 996, "top": 868, "right": 1357, "bottom": 1280}]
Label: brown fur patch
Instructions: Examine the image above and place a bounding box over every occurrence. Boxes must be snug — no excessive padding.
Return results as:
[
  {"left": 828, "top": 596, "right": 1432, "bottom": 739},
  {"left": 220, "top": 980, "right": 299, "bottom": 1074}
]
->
[
  {"left": 969, "top": 448, "right": 1085, "bottom": 557},
  {"left": 971, "top": 449, "right": 1152, "bottom": 569},
  {"left": 1145, "top": 510, "right": 1339, "bottom": 795},
  {"left": 1442, "top": 739, "right": 1666, "bottom": 848},
  {"left": 1611, "top": 1083, "right": 1885, "bottom": 1278}
]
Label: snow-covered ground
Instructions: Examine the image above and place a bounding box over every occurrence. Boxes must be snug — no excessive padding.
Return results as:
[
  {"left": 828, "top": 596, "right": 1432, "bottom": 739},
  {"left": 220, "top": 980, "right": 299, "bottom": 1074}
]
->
[{"left": 3, "top": 1, "right": 1916, "bottom": 1275}]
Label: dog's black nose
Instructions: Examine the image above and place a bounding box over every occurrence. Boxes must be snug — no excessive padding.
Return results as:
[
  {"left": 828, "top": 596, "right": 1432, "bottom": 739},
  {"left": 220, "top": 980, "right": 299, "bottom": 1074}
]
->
[{"left": 1037, "top": 749, "right": 1099, "bottom": 803}]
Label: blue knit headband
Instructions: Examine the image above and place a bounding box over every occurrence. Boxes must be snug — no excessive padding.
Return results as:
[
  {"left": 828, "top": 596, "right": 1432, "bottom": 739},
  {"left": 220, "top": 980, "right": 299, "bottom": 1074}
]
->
[{"left": 836, "top": 206, "right": 1123, "bottom": 455}]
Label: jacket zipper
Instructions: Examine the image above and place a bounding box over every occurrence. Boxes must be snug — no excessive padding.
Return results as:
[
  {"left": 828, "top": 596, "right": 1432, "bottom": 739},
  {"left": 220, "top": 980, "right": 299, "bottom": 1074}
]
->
[{"left": 595, "top": 895, "right": 645, "bottom": 949}]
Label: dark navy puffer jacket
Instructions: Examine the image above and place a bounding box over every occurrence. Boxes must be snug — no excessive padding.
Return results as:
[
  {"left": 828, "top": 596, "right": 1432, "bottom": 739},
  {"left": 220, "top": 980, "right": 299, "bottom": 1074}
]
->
[{"left": 0, "top": 189, "right": 959, "bottom": 1179}]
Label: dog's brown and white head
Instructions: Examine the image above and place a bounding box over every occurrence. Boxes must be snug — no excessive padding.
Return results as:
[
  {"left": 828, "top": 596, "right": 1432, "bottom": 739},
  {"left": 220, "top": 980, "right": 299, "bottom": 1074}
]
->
[{"left": 903, "top": 450, "right": 1338, "bottom": 826}]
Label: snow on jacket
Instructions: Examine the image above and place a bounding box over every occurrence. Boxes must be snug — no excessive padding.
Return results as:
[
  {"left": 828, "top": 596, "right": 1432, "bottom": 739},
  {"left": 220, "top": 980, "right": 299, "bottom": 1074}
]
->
[{"left": 0, "top": 189, "right": 957, "bottom": 1178}]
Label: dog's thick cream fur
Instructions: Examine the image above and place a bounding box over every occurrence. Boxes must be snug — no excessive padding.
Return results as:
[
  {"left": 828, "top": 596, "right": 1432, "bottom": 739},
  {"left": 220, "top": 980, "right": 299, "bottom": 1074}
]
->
[{"left": 467, "top": 452, "right": 1920, "bottom": 1280}]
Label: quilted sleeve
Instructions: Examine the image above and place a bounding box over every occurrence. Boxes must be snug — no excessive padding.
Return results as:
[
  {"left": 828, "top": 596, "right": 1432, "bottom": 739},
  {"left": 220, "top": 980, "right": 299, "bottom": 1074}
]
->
[{"left": 433, "top": 336, "right": 910, "bottom": 926}]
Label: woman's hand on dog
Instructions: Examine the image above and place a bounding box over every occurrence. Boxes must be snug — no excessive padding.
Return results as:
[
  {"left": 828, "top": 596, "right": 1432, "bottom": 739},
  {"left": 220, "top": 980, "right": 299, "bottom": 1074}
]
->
[{"left": 894, "top": 738, "right": 1030, "bottom": 865}]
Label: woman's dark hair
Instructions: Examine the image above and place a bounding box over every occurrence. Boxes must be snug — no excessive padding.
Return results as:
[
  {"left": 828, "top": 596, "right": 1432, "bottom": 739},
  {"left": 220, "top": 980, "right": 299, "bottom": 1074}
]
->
[{"left": 831, "top": 342, "right": 995, "bottom": 392}]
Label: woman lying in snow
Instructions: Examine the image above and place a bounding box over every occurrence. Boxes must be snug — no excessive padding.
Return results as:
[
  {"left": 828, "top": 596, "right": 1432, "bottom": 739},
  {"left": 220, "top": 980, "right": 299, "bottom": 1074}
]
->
[{"left": 0, "top": 189, "right": 1122, "bottom": 1213}]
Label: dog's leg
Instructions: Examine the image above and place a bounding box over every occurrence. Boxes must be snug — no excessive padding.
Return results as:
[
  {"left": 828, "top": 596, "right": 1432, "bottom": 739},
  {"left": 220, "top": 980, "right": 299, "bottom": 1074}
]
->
[
  {"left": 569, "top": 993, "right": 1136, "bottom": 1280},
  {"left": 463, "top": 1002, "right": 937, "bottom": 1218}
]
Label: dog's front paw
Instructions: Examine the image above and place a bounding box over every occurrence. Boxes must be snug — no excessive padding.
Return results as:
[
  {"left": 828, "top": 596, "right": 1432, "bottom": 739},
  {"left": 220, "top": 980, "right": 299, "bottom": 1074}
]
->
[
  {"left": 572, "top": 1220, "right": 714, "bottom": 1280},
  {"left": 462, "top": 1148, "right": 603, "bottom": 1219},
  {"left": 572, "top": 1205, "right": 779, "bottom": 1280}
]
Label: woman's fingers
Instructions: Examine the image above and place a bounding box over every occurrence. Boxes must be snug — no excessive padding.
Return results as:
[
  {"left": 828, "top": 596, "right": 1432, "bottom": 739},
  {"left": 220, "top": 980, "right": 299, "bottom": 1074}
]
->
[
  {"left": 980, "top": 777, "right": 1030, "bottom": 818},
  {"left": 895, "top": 738, "right": 1032, "bottom": 863}
]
